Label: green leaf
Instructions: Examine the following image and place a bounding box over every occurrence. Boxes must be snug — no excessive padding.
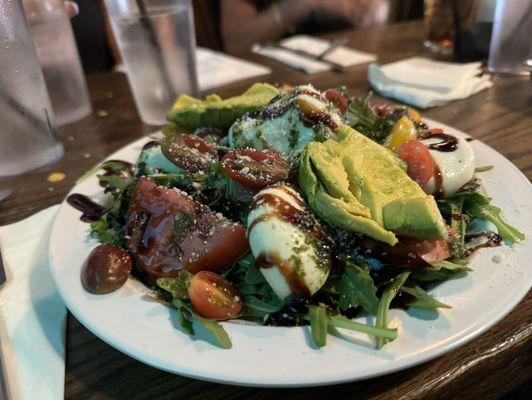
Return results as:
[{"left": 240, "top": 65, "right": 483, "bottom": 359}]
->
[
  {"left": 194, "top": 314, "right": 232, "bottom": 349},
  {"left": 240, "top": 296, "right": 282, "bottom": 318},
  {"left": 344, "top": 93, "right": 393, "bottom": 144},
  {"left": 375, "top": 272, "right": 410, "bottom": 349},
  {"left": 177, "top": 307, "right": 195, "bottom": 335},
  {"left": 170, "top": 298, "right": 232, "bottom": 349},
  {"left": 328, "top": 314, "right": 397, "bottom": 341},
  {"left": 97, "top": 173, "right": 132, "bottom": 192},
  {"left": 401, "top": 286, "right": 451, "bottom": 310},
  {"left": 467, "top": 202, "right": 524, "bottom": 244},
  {"left": 411, "top": 260, "right": 471, "bottom": 283},
  {"left": 308, "top": 305, "right": 328, "bottom": 347},
  {"left": 336, "top": 262, "right": 379, "bottom": 315},
  {"left": 156, "top": 270, "right": 193, "bottom": 300},
  {"left": 474, "top": 165, "right": 493, "bottom": 173},
  {"left": 244, "top": 264, "right": 265, "bottom": 285}
]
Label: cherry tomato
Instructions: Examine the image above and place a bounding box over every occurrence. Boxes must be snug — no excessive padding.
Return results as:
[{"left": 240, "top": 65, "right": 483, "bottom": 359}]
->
[
  {"left": 188, "top": 271, "right": 242, "bottom": 319},
  {"left": 125, "top": 177, "right": 249, "bottom": 280},
  {"left": 386, "top": 115, "right": 417, "bottom": 151},
  {"left": 324, "top": 89, "right": 348, "bottom": 114},
  {"left": 81, "top": 244, "right": 132, "bottom": 294},
  {"left": 396, "top": 140, "right": 435, "bottom": 187},
  {"left": 161, "top": 134, "right": 218, "bottom": 173},
  {"left": 221, "top": 149, "right": 290, "bottom": 189}
]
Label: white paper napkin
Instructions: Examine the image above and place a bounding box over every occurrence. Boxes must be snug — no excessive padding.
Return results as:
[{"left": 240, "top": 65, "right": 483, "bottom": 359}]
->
[
  {"left": 253, "top": 34, "right": 376, "bottom": 74},
  {"left": 197, "top": 47, "right": 271, "bottom": 91},
  {"left": 114, "top": 47, "right": 271, "bottom": 91},
  {"left": 0, "top": 205, "right": 65, "bottom": 400},
  {"left": 368, "top": 57, "right": 493, "bottom": 108}
]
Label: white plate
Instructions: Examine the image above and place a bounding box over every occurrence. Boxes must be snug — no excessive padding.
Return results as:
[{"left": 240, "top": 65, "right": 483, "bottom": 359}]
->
[{"left": 49, "top": 120, "right": 532, "bottom": 387}]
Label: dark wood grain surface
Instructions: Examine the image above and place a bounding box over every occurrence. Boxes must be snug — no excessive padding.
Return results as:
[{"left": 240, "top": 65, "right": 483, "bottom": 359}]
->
[{"left": 0, "top": 20, "right": 530, "bottom": 399}]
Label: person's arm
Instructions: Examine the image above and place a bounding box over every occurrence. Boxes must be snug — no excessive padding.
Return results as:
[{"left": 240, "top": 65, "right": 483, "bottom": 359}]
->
[{"left": 221, "top": 0, "right": 316, "bottom": 54}]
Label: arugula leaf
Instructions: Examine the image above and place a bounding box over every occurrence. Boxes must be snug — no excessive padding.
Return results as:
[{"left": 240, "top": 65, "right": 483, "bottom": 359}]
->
[
  {"left": 344, "top": 93, "right": 393, "bottom": 144},
  {"left": 156, "top": 270, "right": 193, "bottom": 300},
  {"left": 240, "top": 295, "right": 282, "bottom": 318},
  {"left": 171, "top": 298, "right": 232, "bottom": 349},
  {"left": 90, "top": 213, "right": 125, "bottom": 246},
  {"left": 466, "top": 201, "right": 524, "bottom": 243},
  {"left": 244, "top": 264, "right": 265, "bottom": 285},
  {"left": 411, "top": 260, "right": 471, "bottom": 283},
  {"left": 304, "top": 305, "right": 398, "bottom": 348},
  {"left": 328, "top": 314, "right": 397, "bottom": 341},
  {"left": 158, "top": 275, "right": 232, "bottom": 349},
  {"left": 336, "top": 262, "right": 379, "bottom": 315},
  {"left": 442, "top": 190, "right": 524, "bottom": 244},
  {"left": 474, "top": 165, "right": 493, "bottom": 173},
  {"left": 401, "top": 286, "right": 451, "bottom": 310},
  {"left": 375, "top": 272, "right": 410, "bottom": 349},
  {"left": 308, "top": 305, "right": 328, "bottom": 347}
]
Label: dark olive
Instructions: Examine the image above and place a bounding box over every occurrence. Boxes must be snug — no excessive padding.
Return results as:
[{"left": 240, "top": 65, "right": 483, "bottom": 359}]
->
[{"left": 81, "top": 244, "right": 132, "bottom": 294}]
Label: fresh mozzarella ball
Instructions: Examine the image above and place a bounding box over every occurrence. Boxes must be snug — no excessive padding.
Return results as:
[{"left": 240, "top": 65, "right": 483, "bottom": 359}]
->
[
  {"left": 422, "top": 135, "right": 475, "bottom": 197},
  {"left": 247, "top": 185, "right": 330, "bottom": 300}
]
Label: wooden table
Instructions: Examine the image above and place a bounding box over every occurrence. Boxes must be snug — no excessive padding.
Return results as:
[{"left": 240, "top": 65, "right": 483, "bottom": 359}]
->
[{"left": 1, "top": 20, "right": 530, "bottom": 399}]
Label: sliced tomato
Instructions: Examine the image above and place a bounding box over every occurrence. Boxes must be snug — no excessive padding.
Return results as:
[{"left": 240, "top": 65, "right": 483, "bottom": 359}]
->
[
  {"left": 324, "top": 89, "right": 348, "bottom": 114},
  {"left": 188, "top": 271, "right": 242, "bottom": 319},
  {"left": 161, "top": 134, "right": 218, "bottom": 173},
  {"left": 125, "top": 177, "right": 249, "bottom": 281},
  {"left": 398, "top": 237, "right": 451, "bottom": 264},
  {"left": 396, "top": 140, "right": 435, "bottom": 186},
  {"left": 221, "top": 149, "right": 290, "bottom": 189}
]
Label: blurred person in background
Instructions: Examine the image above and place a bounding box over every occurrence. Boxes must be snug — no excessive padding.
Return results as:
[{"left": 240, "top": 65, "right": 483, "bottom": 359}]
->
[{"left": 220, "top": 0, "right": 390, "bottom": 53}]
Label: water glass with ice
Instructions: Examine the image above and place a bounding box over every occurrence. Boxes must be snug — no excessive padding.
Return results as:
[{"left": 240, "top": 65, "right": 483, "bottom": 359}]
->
[
  {"left": 0, "top": 0, "right": 63, "bottom": 177},
  {"left": 104, "top": 0, "right": 199, "bottom": 125},
  {"left": 22, "top": 0, "right": 92, "bottom": 126}
]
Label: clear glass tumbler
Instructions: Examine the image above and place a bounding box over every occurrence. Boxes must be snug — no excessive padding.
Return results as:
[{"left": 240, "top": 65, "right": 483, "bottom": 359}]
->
[
  {"left": 104, "top": 0, "right": 199, "bottom": 125},
  {"left": 0, "top": 0, "right": 63, "bottom": 177},
  {"left": 23, "top": 0, "right": 92, "bottom": 126},
  {"left": 488, "top": 0, "right": 532, "bottom": 75}
]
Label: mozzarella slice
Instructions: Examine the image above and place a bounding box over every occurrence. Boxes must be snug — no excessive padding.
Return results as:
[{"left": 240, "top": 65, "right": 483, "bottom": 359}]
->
[
  {"left": 247, "top": 185, "right": 331, "bottom": 299},
  {"left": 422, "top": 135, "right": 475, "bottom": 197}
]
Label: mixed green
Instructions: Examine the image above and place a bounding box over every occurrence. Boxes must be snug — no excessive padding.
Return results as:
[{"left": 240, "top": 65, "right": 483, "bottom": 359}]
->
[{"left": 71, "top": 83, "right": 524, "bottom": 350}]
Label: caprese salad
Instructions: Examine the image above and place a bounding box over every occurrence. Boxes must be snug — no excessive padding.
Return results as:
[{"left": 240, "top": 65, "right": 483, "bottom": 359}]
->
[{"left": 68, "top": 83, "right": 524, "bottom": 349}]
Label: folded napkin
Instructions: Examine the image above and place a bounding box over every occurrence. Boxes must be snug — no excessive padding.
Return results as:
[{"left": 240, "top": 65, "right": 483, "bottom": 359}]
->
[
  {"left": 368, "top": 57, "right": 493, "bottom": 108},
  {"left": 197, "top": 47, "right": 271, "bottom": 91},
  {"left": 253, "top": 34, "right": 376, "bottom": 74},
  {"left": 114, "top": 47, "right": 271, "bottom": 91},
  {"left": 0, "top": 205, "right": 65, "bottom": 400}
]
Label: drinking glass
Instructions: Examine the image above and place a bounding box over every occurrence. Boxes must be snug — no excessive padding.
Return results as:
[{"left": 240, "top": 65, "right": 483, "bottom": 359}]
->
[
  {"left": 104, "top": 0, "right": 199, "bottom": 125},
  {"left": 488, "top": 0, "right": 532, "bottom": 75},
  {"left": 0, "top": 0, "right": 63, "bottom": 177},
  {"left": 423, "top": 0, "right": 477, "bottom": 57},
  {"left": 23, "top": 0, "right": 92, "bottom": 126}
]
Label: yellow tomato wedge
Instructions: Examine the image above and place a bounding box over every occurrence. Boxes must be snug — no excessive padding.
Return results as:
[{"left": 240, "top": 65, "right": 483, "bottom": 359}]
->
[{"left": 386, "top": 115, "right": 417, "bottom": 151}]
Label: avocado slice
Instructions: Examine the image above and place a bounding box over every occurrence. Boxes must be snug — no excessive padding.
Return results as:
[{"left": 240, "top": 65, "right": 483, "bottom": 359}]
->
[
  {"left": 166, "top": 83, "right": 279, "bottom": 129},
  {"left": 299, "top": 124, "right": 448, "bottom": 245}
]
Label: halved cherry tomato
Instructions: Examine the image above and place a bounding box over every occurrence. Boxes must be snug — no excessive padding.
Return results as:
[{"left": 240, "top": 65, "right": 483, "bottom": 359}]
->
[
  {"left": 221, "top": 149, "right": 290, "bottom": 189},
  {"left": 188, "top": 271, "right": 242, "bottom": 319},
  {"left": 324, "top": 89, "right": 348, "bottom": 114},
  {"left": 161, "top": 134, "right": 218, "bottom": 173},
  {"left": 386, "top": 115, "right": 417, "bottom": 151},
  {"left": 396, "top": 140, "right": 435, "bottom": 187}
]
